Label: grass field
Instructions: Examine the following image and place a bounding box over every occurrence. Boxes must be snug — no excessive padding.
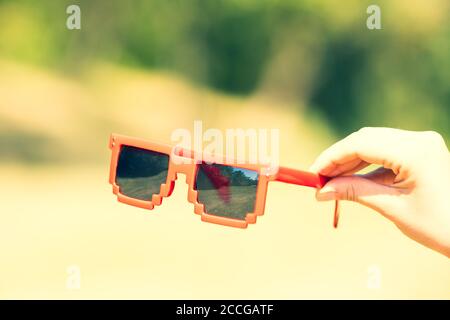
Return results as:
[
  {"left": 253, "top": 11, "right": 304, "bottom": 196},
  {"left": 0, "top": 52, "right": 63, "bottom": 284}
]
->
[
  {"left": 116, "top": 171, "right": 168, "bottom": 201},
  {"left": 196, "top": 185, "right": 257, "bottom": 220}
]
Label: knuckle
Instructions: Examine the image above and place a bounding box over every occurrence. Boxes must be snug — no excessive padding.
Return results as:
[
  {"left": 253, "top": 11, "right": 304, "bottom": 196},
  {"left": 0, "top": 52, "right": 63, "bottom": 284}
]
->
[
  {"left": 340, "top": 179, "right": 358, "bottom": 202},
  {"left": 361, "top": 126, "right": 378, "bottom": 132},
  {"left": 425, "top": 130, "right": 443, "bottom": 141},
  {"left": 421, "top": 130, "right": 446, "bottom": 148},
  {"left": 346, "top": 184, "right": 357, "bottom": 202},
  {"left": 347, "top": 128, "right": 367, "bottom": 142},
  {"left": 355, "top": 127, "right": 377, "bottom": 139},
  {"left": 357, "top": 127, "right": 372, "bottom": 134}
]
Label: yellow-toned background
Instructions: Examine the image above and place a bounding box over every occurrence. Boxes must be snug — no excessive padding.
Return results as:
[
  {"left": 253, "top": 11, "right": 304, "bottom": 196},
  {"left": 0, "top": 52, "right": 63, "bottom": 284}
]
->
[{"left": 0, "top": 0, "right": 449, "bottom": 299}]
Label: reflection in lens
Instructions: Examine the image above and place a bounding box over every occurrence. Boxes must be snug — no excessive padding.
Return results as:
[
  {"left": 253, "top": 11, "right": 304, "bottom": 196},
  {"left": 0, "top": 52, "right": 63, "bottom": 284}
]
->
[
  {"left": 195, "top": 163, "right": 258, "bottom": 220},
  {"left": 116, "top": 146, "right": 169, "bottom": 200}
]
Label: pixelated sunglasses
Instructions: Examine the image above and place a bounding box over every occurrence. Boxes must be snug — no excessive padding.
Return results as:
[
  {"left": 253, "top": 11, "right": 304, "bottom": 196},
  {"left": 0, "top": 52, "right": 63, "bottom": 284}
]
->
[{"left": 108, "top": 134, "right": 339, "bottom": 229}]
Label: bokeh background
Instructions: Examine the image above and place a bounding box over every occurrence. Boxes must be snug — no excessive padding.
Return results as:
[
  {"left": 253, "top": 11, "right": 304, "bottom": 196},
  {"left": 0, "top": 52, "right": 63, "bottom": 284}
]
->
[{"left": 0, "top": 0, "right": 449, "bottom": 299}]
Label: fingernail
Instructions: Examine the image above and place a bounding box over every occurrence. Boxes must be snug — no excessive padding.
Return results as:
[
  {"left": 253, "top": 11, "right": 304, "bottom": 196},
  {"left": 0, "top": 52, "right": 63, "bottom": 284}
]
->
[
  {"left": 316, "top": 185, "right": 338, "bottom": 201},
  {"left": 316, "top": 191, "right": 338, "bottom": 201},
  {"left": 320, "top": 185, "right": 336, "bottom": 193}
]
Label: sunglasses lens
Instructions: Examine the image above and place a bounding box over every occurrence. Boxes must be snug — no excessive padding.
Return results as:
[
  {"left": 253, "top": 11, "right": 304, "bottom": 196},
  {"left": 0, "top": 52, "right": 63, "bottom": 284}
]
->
[
  {"left": 116, "top": 146, "right": 169, "bottom": 201},
  {"left": 195, "top": 163, "right": 259, "bottom": 220}
]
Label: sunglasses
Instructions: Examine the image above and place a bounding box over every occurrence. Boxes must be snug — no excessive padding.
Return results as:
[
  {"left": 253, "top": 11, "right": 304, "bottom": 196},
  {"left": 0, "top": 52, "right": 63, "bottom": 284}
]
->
[{"left": 108, "top": 134, "right": 339, "bottom": 228}]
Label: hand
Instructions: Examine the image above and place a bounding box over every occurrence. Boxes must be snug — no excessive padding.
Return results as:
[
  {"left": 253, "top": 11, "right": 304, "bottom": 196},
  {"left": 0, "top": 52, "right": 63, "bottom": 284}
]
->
[{"left": 310, "top": 127, "right": 450, "bottom": 258}]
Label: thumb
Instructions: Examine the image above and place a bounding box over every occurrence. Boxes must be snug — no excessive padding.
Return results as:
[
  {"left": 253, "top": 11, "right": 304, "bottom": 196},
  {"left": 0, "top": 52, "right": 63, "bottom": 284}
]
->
[{"left": 316, "top": 176, "right": 406, "bottom": 221}]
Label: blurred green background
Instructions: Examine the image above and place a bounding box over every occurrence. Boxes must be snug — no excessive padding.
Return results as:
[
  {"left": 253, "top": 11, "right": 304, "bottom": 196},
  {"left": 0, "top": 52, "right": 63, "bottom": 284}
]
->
[
  {"left": 0, "top": 0, "right": 449, "bottom": 165},
  {"left": 0, "top": 0, "right": 449, "bottom": 299}
]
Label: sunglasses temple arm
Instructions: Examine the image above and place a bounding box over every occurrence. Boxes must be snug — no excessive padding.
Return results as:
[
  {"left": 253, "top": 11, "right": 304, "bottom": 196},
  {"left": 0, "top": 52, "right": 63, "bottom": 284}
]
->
[
  {"left": 275, "top": 166, "right": 340, "bottom": 228},
  {"left": 275, "top": 166, "right": 329, "bottom": 188}
]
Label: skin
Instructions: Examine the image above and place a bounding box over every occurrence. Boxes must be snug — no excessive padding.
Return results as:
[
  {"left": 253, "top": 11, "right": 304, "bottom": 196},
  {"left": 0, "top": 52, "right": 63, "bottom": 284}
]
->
[{"left": 310, "top": 127, "right": 450, "bottom": 258}]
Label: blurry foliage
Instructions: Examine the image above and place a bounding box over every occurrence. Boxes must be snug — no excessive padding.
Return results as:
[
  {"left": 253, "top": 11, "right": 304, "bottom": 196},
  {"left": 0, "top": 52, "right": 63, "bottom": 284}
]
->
[
  {"left": 0, "top": 121, "right": 65, "bottom": 164},
  {"left": 196, "top": 164, "right": 258, "bottom": 190},
  {"left": 0, "top": 0, "right": 448, "bottom": 138},
  {"left": 117, "top": 146, "right": 169, "bottom": 178}
]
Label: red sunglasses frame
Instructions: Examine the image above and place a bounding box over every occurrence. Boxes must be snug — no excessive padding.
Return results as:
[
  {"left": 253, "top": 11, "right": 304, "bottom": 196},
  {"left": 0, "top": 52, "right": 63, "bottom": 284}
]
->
[{"left": 109, "top": 134, "right": 339, "bottom": 228}]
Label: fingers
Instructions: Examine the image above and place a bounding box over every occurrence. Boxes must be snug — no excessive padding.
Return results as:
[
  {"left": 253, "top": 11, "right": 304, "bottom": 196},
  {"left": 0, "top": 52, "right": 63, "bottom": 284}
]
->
[
  {"left": 328, "top": 159, "right": 370, "bottom": 177},
  {"left": 316, "top": 175, "right": 406, "bottom": 221},
  {"left": 359, "top": 167, "right": 397, "bottom": 186},
  {"left": 310, "top": 127, "right": 415, "bottom": 176}
]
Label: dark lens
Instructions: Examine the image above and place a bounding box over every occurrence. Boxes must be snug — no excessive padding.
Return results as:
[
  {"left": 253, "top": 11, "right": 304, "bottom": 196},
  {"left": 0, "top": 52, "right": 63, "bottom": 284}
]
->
[
  {"left": 195, "top": 163, "right": 258, "bottom": 220},
  {"left": 116, "top": 146, "right": 169, "bottom": 201}
]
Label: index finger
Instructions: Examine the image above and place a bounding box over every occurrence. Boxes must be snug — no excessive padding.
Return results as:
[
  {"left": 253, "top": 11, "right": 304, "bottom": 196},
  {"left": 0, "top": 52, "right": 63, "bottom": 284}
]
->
[{"left": 310, "top": 127, "right": 413, "bottom": 176}]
